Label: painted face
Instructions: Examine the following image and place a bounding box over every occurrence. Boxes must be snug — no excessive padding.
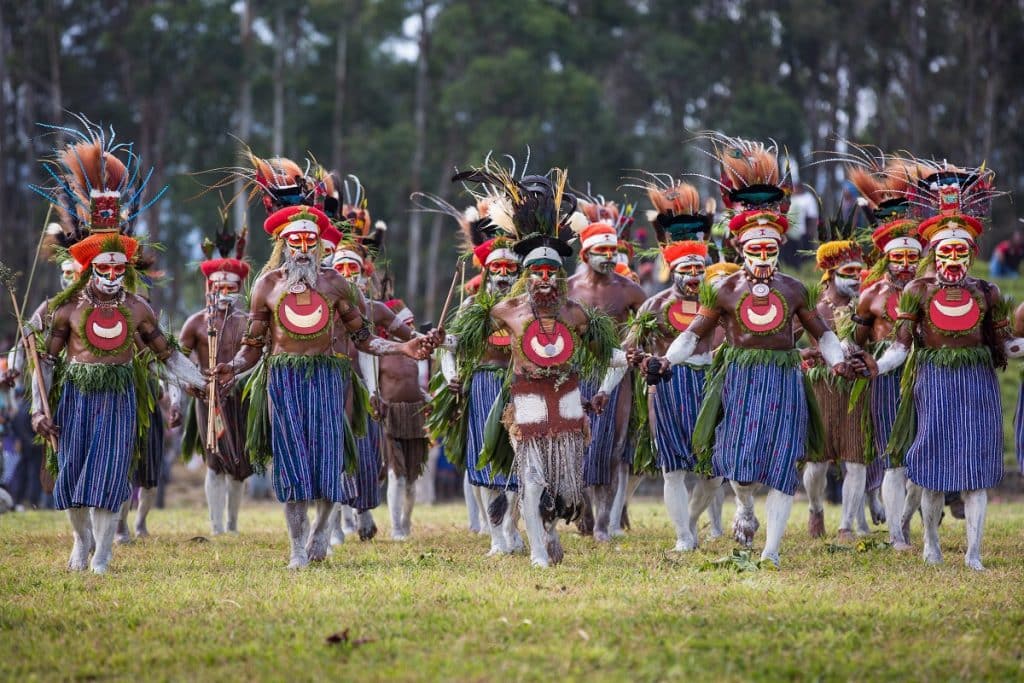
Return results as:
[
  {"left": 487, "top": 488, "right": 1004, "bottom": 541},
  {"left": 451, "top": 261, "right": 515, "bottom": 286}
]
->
[
  {"left": 92, "top": 262, "right": 126, "bottom": 295},
  {"left": 211, "top": 280, "right": 241, "bottom": 309},
  {"left": 527, "top": 263, "right": 560, "bottom": 300},
  {"left": 742, "top": 238, "right": 779, "bottom": 280},
  {"left": 672, "top": 260, "right": 706, "bottom": 294},
  {"left": 832, "top": 262, "right": 864, "bottom": 298},
  {"left": 285, "top": 231, "right": 319, "bottom": 265},
  {"left": 320, "top": 242, "right": 337, "bottom": 267},
  {"left": 934, "top": 238, "right": 972, "bottom": 284},
  {"left": 60, "top": 262, "right": 78, "bottom": 290},
  {"left": 486, "top": 258, "right": 520, "bottom": 295},
  {"left": 887, "top": 247, "right": 921, "bottom": 284},
  {"left": 585, "top": 244, "right": 617, "bottom": 273}
]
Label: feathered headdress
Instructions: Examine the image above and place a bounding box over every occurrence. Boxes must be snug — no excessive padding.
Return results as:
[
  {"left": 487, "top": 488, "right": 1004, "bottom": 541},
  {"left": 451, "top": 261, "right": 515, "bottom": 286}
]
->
[
  {"left": 697, "top": 132, "right": 791, "bottom": 212},
  {"left": 200, "top": 203, "right": 250, "bottom": 283},
  {"left": 909, "top": 159, "right": 1001, "bottom": 246},
  {"left": 453, "top": 158, "right": 578, "bottom": 267},
  {"left": 249, "top": 154, "right": 316, "bottom": 215},
  {"left": 410, "top": 190, "right": 514, "bottom": 269},
  {"left": 29, "top": 115, "right": 166, "bottom": 253},
  {"left": 626, "top": 172, "right": 712, "bottom": 245}
]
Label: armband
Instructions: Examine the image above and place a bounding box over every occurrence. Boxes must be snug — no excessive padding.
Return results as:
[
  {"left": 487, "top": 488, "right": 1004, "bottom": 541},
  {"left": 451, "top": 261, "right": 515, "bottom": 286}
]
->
[
  {"left": 851, "top": 314, "right": 872, "bottom": 327},
  {"left": 241, "top": 333, "right": 266, "bottom": 348},
  {"left": 697, "top": 306, "right": 715, "bottom": 318},
  {"left": 896, "top": 311, "right": 918, "bottom": 321},
  {"left": 249, "top": 311, "right": 271, "bottom": 322},
  {"left": 349, "top": 324, "right": 371, "bottom": 344}
]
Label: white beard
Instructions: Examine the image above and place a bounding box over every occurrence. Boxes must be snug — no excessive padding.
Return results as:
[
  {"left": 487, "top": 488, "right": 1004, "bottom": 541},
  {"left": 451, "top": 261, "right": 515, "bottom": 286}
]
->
[
  {"left": 833, "top": 277, "right": 859, "bottom": 299},
  {"left": 283, "top": 256, "right": 319, "bottom": 290}
]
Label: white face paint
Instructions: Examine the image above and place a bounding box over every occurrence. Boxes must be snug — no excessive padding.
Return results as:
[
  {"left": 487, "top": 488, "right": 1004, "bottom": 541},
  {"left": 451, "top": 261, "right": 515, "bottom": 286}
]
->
[
  {"left": 585, "top": 246, "right": 617, "bottom": 274},
  {"left": 60, "top": 262, "right": 77, "bottom": 290},
  {"left": 831, "top": 263, "right": 864, "bottom": 299},
  {"left": 742, "top": 237, "right": 780, "bottom": 280},
  {"left": 92, "top": 262, "right": 126, "bottom": 295},
  {"left": 671, "top": 259, "right": 706, "bottom": 295}
]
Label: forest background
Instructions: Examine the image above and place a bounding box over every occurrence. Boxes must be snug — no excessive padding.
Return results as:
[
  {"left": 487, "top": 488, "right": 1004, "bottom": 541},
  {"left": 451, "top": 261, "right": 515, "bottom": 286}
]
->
[{"left": 0, "top": 0, "right": 1022, "bottom": 333}]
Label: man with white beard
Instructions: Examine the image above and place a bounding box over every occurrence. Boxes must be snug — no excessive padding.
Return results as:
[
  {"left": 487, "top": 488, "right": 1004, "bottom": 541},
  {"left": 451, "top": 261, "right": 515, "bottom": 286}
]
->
[
  {"left": 801, "top": 227, "right": 871, "bottom": 542},
  {"left": 212, "top": 205, "right": 436, "bottom": 568}
]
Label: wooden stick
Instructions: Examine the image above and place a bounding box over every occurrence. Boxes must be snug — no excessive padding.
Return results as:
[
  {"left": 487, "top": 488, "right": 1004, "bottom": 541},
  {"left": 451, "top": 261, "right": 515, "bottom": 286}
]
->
[
  {"left": 436, "top": 260, "right": 465, "bottom": 335},
  {"left": 6, "top": 289, "right": 57, "bottom": 451},
  {"left": 205, "top": 285, "right": 220, "bottom": 456}
]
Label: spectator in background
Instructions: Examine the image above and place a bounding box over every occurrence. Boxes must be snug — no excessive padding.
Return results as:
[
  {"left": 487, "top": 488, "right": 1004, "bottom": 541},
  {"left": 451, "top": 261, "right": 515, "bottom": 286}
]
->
[
  {"left": 784, "top": 183, "right": 817, "bottom": 265},
  {"left": 989, "top": 225, "right": 1024, "bottom": 278}
]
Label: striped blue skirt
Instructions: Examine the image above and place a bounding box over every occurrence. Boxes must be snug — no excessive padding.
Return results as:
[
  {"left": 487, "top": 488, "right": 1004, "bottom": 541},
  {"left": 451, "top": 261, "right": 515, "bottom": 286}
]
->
[
  {"left": 905, "top": 360, "right": 1003, "bottom": 492},
  {"left": 712, "top": 362, "right": 808, "bottom": 495},
  {"left": 653, "top": 365, "right": 706, "bottom": 473},
  {"left": 870, "top": 370, "right": 902, "bottom": 470},
  {"left": 465, "top": 368, "right": 517, "bottom": 491},
  {"left": 53, "top": 380, "right": 137, "bottom": 512},
  {"left": 134, "top": 406, "right": 164, "bottom": 489},
  {"left": 268, "top": 361, "right": 358, "bottom": 503},
  {"left": 1016, "top": 383, "right": 1024, "bottom": 474},
  {"left": 580, "top": 379, "right": 622, "bottom": 487},
  {"left": 350, "top": 419, "right": 382, "bottom": 511}
]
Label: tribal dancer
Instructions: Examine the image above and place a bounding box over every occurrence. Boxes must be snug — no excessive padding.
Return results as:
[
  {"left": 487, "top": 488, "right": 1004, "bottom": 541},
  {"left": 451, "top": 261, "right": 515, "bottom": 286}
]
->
[
  {"left": 213, "top": 203, "right": 434, "bottom": 568},
  {"left": 862, "top": 163, "right": 1020, "bottom": 570},
  {"left": 567, "top": 202, "right": 646, "bottom": 542},
  {"left": 179, "top": 217, "right": 253, "bottom": 536},
  {"left": 378, "top": 299, "right": 430, "bottom": 540},
  {"left": 801, "top": 216, "right": 870, "bottom": 542},
  {"left": 615, "top": 178, "right": 716, "bottom": 551},
  {"left": 29, "top": 121, "right": 205, "bottom": 573},
  {"left": 848, "top": 157, "right": 921, "bottom": 549},
  {"left": 428, "top": 191, "right": 524, "bottom": 554},
  {"left": 456, "top": 164, "right": 619, "bottom": 567},
  {"left": 326, "top": 175, "right": 411, "bottom": 543},
  {"left": 639, "top": 135, "right": 852, "bottom": 567}
]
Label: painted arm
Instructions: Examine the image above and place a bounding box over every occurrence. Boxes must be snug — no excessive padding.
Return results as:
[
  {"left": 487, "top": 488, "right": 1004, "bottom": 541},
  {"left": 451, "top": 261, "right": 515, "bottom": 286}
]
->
[
  {"left": 138, "top": 308, "right": 205, "bottom": 390},
  {"left": 796, "top": 304, "right": 846, "bottom": 369},
  {"left": 852, "top": 294, "right": 875, "bottom": 348},
  {"left": 357, "top": 351, "right": 378, "bottom": 395},
  {"left": 598, "top": 349, "right": 629, "bottom": 394},
  {"left": 665, "top": 308, "right": 720, "bottom": 367}
]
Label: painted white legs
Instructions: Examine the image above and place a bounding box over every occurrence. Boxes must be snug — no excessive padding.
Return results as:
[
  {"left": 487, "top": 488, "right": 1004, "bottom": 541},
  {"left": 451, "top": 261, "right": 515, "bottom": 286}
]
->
[
  {"left": 839, "top": 463, "right": 867, "bottom": 539},
  {"left": 328, "top": 504, "right": 346, "bottom": 547},
  {"left": 663, "top": 470, "right": 694, "bottom": 551},
  {"left": 608, "top": 462, "right": 632, "bottom": 537},
  {"left": 67, "top": 508, "right": 94, "bottom": 571},
  {"left": 206, "top": 470, "right": 245, "bottom": 536},
  {"left": 902, "top": 480, "right": 923, "bottom": 544},
  {"left": 730, "top": 481, "right": 760, "bottom": 547},
  {"left": 89, "top": 508, "right": 119, "bottom": 574},
  {"left": 479, "top": 487, "right": 508, "bottom": 555},
  {"left": 686, "top": 474, "right": 724, "bottom": 543},
  {"left": 920, "top": 488, "right": 944, "bottom": 565},
  {"left": 387, "top": 470, "right": 415, "bottom": 540},
  {"left": 963, "top": 489, "right": 987, "bottom": 571},
  {"left": 882, "top": 467, "right": 910, "bottom": 549},
  {"left": 115, "top": 499, "right": 133, "bottom": 545},
  {"left": 284, "top": 500, "right": 310, "bottom": 569},
  {"left": 135, "top": 487, "right": 156, "bottom": 537},
  {"left": 761, "top": 489, "right": 794, "bottom": 567},
  {"left": 205, "top": 469, "right": 228, "bottom": 536},
  {"left": 464, "top": 472, "right": 483, "bottom": 533},
  {"left": 588, "top": 483, "right": 615, "bottom": 543},
  {"left": 306, "top": 499, "right": 333, "bottom": 562},
  {"left": 802, "top": 462, "right": 828, "bottom": 538},
  {"left": 226, "top": 479, "right": 244, "bottom": 533},
  {"left": 522, "top": 481, "right": 550, "bottom": 567}
]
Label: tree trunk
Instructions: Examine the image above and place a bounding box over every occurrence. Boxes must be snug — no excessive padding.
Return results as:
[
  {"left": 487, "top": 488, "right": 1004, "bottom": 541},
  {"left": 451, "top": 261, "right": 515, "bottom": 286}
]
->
[
  {"left": 423, "top": 153, "right": 453, "bottom": 321},
  {"left": 405, "top": 0, "right": 432, "bottom": 310},
  {"left": 272, "top": 6, "right": 286, "bottom": 156},
  {"left": 331, "top": 1, "right": 361, "bottom": 174},
  {"left": 233, "top": 0, "right": 253, "bottom": 234}
]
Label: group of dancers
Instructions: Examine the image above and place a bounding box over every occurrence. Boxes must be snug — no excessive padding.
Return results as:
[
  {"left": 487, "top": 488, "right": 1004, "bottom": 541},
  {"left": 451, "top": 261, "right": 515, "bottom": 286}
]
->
[{"left": 6, "top": 117, "right": 1021, "bottom": 573}]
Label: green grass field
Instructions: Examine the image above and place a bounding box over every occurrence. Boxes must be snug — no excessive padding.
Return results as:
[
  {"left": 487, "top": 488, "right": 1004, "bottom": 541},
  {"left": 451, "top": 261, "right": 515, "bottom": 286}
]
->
[{"left": 3, "top": 499, "right": 1024, "bottom": 682}]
